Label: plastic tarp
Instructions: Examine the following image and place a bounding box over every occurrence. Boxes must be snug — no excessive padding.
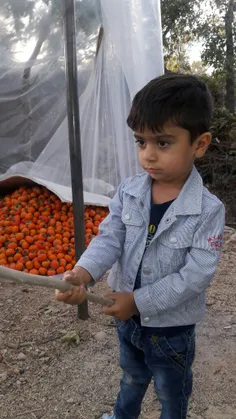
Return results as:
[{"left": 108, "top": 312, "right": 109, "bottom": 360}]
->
[{"left": 0, "top": 0, "right": 164, "bottom": 203}]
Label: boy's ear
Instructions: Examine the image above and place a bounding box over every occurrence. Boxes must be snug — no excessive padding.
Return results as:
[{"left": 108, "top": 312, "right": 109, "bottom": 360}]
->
[{"left": 193, "top": 132, "right": 211, "bottom": 158}]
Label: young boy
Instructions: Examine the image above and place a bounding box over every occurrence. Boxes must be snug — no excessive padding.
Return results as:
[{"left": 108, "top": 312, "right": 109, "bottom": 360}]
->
[{"left": 56, "top": 74, "right": 225, "bottom": 419}]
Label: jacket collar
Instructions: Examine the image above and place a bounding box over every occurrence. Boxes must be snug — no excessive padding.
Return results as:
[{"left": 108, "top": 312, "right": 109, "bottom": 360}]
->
[{"left": 123, "top": 166, "right": 203, "bottom": 216}]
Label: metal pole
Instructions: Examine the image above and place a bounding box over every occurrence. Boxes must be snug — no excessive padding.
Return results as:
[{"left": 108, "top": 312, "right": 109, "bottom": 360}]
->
[{"left": 63, "top": 0, "right": 88, "bottom": 320}]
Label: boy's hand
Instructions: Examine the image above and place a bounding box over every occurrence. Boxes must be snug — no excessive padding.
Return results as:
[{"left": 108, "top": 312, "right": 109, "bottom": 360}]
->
[
  {"left": 55, "top": 283, "right": 86, "bottom": 305},
  {"left": 103, "top": 292, "right": 139, "bottom": 321},
  {"left": 55, "top": 267, "right": 91, "bottom": 305}
]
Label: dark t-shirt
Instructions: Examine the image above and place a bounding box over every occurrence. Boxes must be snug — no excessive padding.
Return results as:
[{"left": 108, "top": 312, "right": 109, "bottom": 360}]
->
[
  {"left": 134, "top": 199, "right": 174, "bottom": 291},
  {"left": 133, "top": 199, "right": 195, "bottom": 336}
]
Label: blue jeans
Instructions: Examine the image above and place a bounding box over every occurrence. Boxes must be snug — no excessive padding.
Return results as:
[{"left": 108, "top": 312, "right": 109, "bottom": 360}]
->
[{"left": 114, "top": 318, "right": 195, "bottom": 419}]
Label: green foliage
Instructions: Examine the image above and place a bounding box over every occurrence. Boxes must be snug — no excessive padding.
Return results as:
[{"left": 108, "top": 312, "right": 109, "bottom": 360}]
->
[
  {"left": 161, "top": 0, "right": 200, "bottom": 69},
  {"left": 200, "top": 0, "right": 236, "bottom": 71},
  {"left": 201, "top": 72, "right": 226, "bottom": 107},
  {"left": 190, "top": 61, "right": 208, "bottom": 76},
  {"left": 211, "top": 107, "right": 236, "bottom": 144},
  {"left": 196, "top": 107, "right": 236, "bottom": 188},
  {"left": 162, "top": 0, "right": 235, "bottom": 112},
  {"left": 161, "top": 0, "right": 200, "bottom": 48},
  {"left": 165, "top": 52, "right": 191, "bottom": 73},
  {"left": 201, "top": 21, "right": 227, "bottom": 71}
]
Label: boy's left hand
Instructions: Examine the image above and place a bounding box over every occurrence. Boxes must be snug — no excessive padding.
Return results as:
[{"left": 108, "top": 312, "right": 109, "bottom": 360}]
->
[{"left": 103, "top": 292, "right": 139, "bottom": 321}]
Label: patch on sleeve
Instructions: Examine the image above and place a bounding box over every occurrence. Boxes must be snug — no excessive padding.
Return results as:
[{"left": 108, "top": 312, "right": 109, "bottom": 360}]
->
[{"left": 207, "top": 234, "right": 223, "bottom": 250}]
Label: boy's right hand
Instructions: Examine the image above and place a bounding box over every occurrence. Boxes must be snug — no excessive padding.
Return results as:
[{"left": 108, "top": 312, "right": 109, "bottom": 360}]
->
[{"left": 55, "top": 267, "right": 91, "bottom": 305}]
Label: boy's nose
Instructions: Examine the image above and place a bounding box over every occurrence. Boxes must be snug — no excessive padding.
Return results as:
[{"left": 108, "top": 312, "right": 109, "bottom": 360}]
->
[{"left": 144, "top": 145, "right": 158, "bottom": 162}]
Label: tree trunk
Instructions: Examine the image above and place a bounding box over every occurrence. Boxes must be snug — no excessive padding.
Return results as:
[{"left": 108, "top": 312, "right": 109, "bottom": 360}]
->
[
  {"left": 96, "top": 26, "right": 104, "bottom": 57},
  {"left": 23, "top": 6, "right": 54, "bottom": 80},
  {"left": 225, "top": 0, "right": 235, "bottom": 113}
]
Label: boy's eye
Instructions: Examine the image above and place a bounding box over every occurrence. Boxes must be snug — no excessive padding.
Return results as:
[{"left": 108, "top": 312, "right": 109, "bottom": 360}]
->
[
  {"left": 135, "top": 139, "right": 145, "bottom": 148},
  {"left": 157, "top": 140, "right": 170, "bottom": 148}
]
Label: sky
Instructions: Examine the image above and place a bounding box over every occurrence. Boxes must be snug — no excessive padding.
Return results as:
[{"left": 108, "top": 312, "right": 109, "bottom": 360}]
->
[{"left": 188, "top": 42, "right": 202, "bottom": 64}]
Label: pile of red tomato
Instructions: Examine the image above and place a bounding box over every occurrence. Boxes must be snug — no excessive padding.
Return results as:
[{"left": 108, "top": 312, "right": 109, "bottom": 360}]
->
[{"left": 0, "top": 185, "right": 108, "bottom": 276}]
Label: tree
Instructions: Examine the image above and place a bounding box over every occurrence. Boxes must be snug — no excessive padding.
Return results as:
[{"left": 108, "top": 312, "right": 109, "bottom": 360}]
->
[
  {"left": 160, "top": 0, "right": 235, "bottom": 113},
  {"left": 165, "top": 50, "right": 191, "bottom": 73},
  {"left": 0, "top": 0, "right": 101, "bottom": 63},
  {"left": 225, "top": 0, "right": 235, "bottom": 113},
  {"left": 161, "top": 0, "right": 200, "bottom": 70},
  {"left": 0, "top": 0, "right": 102, "bottom": 158},
  {"left": 190, "top": 61, "right": 208, "bottom": 76},
  {"left": 0, "top": 1, "right": 46, "bottom": 56},
  {"left": 200, "top": 0, "right": 235, "bottom": 113}
]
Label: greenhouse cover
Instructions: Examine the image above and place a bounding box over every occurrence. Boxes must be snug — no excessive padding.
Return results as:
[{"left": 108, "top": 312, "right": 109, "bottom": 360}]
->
[{"left": 0, "top": 0, "right": 163, "bottom": 205}]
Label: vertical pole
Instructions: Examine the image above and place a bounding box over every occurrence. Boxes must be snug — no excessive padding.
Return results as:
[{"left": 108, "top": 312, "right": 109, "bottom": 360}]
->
[{"left": 63, "top": 0, "right": 89, "bottom": 320}]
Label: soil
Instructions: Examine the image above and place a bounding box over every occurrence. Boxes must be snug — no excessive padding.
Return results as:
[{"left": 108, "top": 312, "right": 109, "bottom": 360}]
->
[{"left": 0, "top": 229, "right": 236, "bottom": 419}]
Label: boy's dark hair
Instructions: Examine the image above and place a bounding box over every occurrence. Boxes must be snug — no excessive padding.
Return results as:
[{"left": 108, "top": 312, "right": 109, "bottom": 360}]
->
[{"left": 127, "top": 73, "right": 213, "bottom": 142}]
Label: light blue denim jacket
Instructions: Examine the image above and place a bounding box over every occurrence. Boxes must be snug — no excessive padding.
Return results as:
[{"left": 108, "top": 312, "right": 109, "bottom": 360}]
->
[{"left": 76, "top": 166, "right": 225, "bottom": 327}]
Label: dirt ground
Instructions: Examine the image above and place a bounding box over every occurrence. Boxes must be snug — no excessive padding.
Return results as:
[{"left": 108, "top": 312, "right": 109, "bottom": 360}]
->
[{"left": 0, "top": 228, "right": 236, "bottom": 419}]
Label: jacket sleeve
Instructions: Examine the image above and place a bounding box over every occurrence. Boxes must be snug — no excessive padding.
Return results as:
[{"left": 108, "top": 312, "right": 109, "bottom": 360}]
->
[
  {"left": 134, "top": 203, "right": 225, "bottom": 317},
  {"left": 75, "top": 182, "right": 126, "bottom": 281}
]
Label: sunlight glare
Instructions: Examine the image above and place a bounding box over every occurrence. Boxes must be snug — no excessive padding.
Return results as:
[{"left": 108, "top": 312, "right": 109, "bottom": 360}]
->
[{"left": 13, "top": 38, "right": 37, "bottom": 63}]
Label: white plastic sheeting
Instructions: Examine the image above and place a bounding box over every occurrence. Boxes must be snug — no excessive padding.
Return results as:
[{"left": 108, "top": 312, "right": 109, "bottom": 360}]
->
[{"left": 0, "top": 0, "right": 163, "bottom": 203}]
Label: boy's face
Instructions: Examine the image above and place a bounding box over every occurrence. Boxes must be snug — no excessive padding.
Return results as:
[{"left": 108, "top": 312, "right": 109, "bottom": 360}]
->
[{"left": 134, "top": 122, "right": 211, "bottom": 184}]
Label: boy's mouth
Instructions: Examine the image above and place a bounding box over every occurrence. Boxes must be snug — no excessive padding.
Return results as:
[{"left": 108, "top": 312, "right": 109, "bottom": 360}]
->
[{"left": 145, "top": 168, "right": 161, "bottom": 174}]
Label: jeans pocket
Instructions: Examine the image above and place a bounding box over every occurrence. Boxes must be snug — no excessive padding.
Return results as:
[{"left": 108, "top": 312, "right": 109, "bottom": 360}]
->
[
  {"left": 151, "top": 332, "right": 190, "bottom": 373},
  {"left": 114, "top": 317, "right": 127, "bottom": 330}
]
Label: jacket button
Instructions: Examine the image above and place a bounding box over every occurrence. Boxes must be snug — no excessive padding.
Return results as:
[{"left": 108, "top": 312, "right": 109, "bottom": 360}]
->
[
  {"left": 169, "top": 236, "right": 177, "bottom": 244},
  {"left": 143, "top": 317, "right": 150, "bottom": 323},
  {"left": 142, "top": 267, "right": 151, "bottom": 275},
  {"left": 125, "top": 214, "right": 130, "bottom": 220}
]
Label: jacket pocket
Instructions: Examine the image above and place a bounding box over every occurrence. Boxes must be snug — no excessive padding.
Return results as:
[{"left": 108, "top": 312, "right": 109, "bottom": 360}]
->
[
  {"left": 158, "top": 232, "right": 192, "bottom": 274},
  {"left": 121, "top": 207, "right": 144, "bottom": 243}
]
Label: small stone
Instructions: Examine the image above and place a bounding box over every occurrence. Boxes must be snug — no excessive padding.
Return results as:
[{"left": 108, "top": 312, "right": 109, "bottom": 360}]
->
[
  {"left": 17, "top": 352, "right": 26, "bottom": 361},
  {"left": 206, "top": 299, "right": 215, "bottom": 306},
  {"left": 0, "top": 352, "right": 3, "bottom": 362},
  {"left": 0, "top": 373, "right": 7, "bottom": 383},
  {"left": 16, "top": 380, "right": 21, "bottom": 385},
  {"left": 0, "top": 332, "right": 4, "bottom": 349},
  {"left": 42, "top": 357, "right": 50, "bottom": 364},
  {"left": 67, "top": 398, "right": 74, "bottom": 404},
  {"left": 213, "top": 363, "right": 225, "bottom": 374},
  {"left": 21, "top": 316, "right": 29, "bottom": 322},
  {"left": 95, "top": 331, "right": 107, "bottom": 342}
]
